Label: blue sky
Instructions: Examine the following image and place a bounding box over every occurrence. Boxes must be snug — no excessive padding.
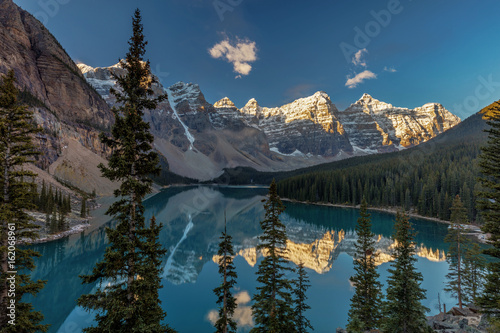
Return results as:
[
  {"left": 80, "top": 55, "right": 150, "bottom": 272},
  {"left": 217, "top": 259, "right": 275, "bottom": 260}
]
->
[{"left": 13, "top": 0, "right": 500, "bottom": 118}]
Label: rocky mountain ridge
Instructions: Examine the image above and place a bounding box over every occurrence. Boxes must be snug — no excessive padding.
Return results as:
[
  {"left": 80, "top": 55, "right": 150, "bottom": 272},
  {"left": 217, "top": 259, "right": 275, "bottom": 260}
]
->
[
  {"left": 0, "top": 0, "right": 116, "bottom": 195},
  {"left": 216, "top": 92, "right": 460, "bottom": 156},
  {"left": 338, "top": 93, "right": 460, "bottom": 152},
  {"left": 79, "top": 61, "right": 461, "bottom": 181}
]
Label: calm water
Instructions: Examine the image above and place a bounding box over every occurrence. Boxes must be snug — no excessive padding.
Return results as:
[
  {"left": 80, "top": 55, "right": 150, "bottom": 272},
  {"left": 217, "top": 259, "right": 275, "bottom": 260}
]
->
[{"left": 27, "top": 186, "right": 454, "bottom": 333}]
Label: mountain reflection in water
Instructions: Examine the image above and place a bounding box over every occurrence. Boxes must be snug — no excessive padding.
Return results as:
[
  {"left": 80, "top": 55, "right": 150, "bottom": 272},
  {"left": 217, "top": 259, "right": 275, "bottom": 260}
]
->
[{"left": 26, "top": 186, "right": 452, "bottom": 333}]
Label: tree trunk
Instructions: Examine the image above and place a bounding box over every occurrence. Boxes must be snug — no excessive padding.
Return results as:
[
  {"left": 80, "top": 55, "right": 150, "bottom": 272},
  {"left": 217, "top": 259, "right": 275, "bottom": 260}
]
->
[
  {"left": 127, "top": 161, "right": 137, "bottom": 305},
  {"left": 223, "top": 251, "right": 227, "bottom": 333},
  {"left": 457, "top": 231, "right": 462, "bottom": 309}
]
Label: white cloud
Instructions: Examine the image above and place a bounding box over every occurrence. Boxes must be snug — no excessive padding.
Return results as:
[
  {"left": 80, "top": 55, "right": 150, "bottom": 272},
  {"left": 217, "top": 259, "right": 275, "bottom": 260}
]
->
[
  {"left": 345, "top": 70, "right": 377, "bottom": 88},
  {"left": 384, "top": 66, "right": 397, "bottom": 73},
  {"left": 206, "top": 290, "right": 254, "bottom": 328},
  {"left": 209, "top": 38, "right": 257, "bottom": 76},
  {"left": 352, "top": 48, "right": 368, "bottom": 67}
]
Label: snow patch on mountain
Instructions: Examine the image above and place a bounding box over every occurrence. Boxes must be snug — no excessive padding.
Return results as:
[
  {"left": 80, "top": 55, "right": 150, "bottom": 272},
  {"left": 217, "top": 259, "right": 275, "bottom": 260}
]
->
[{"left": 165, "top": 87, "right": 196, "bottom": 150}]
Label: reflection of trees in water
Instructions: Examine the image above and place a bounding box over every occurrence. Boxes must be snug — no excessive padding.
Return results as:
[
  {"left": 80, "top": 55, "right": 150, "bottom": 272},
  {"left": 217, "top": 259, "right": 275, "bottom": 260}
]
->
[{"left": 25, "top": 187, "right": 449, "bottom": 332}]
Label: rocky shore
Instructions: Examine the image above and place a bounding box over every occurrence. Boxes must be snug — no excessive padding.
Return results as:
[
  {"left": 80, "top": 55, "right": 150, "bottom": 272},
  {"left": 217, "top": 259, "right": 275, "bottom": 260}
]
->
[{"left": 335, "top": 306, "right": 492, "bottom": 333}]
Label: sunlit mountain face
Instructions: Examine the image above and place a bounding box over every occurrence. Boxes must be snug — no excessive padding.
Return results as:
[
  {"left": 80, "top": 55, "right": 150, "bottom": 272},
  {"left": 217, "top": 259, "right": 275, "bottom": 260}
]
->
[{"left": 27, "top": 187, "right": 452, "bottom": 333}]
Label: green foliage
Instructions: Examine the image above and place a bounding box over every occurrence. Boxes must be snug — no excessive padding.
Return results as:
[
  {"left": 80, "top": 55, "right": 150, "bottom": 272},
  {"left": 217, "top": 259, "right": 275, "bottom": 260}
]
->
[
  {"left": 347, "top": 198, "right": 383, "bottom": 331},
  {"left": 381, "top": 212, "right": 430, "bottom": 333},
  {"left": 33, "top": 181, "right": 71, "bottom": 216},
  {"left": 17, "top": 89, "right": 49, "bottom": 110},
  {"left": 476, "top": 102, "right": 500, "bottom": 326},
  {"left": 34, "top": 182, "right": 71, "bottom": 233},
  {"left": 278, "top": 142, "right": 481, "bottom": 222},
  {"left": 444, "top": 195, "right": 470, "bottom": 308},
  {"left": 293, "top": 262, "right": 313, "bottom": 333},
  {"left": 462, "top": 242, "right": 486, "bottom": 304},
  {"left": 77, "top": 10, "right": 174, "bottom": 333},
  {"left": 251, "top": 180, "right": 295, "bottom": 332},
  {"left": 0, "top": 70, "right": 48, "bottom": 332},
  {"left": 213, "top": 216, "right": 238, "bottom": 333},
  {"left": 80, "top": 197, "right": 87, "bottom": 218}
]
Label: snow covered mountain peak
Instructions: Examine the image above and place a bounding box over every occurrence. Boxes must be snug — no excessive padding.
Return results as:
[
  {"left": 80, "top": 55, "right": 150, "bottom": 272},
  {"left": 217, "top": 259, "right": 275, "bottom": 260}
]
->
[
  {"left": 76, "top": 63, "right": 95, "bottom": 75},
  {"left": 168, "top": 82, "right": 202, "bottom": 102},
  {"left": 241, "top": 98, "right": 262, "bottom": 116},
  {"left": 78, "top": 61, "right": 461, "bottom": 179},
  {"left": 213, "top": 97, "right": 236, "bottom": 109},
  {"left": 352, "top": 93, "right": 394, "bottom": 113}
]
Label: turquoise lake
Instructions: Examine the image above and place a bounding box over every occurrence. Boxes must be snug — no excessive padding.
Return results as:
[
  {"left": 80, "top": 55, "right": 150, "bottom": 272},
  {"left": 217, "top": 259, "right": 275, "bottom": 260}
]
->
[{"left": 27, "top": 186, "right": 455, "bottom": 333}]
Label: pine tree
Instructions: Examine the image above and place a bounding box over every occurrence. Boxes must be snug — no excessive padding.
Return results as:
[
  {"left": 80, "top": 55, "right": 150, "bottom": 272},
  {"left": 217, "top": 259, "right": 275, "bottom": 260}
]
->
[
  {"left": 64, "top": 194, "right": 71, "bottom": 215},
  {"left": 77, "top": 9, "right": 173, "bottom": 333},
  {"left": 80, "top": 197, "right": 86, "bottom": 218},
  {"left": 49, "top": 207, "right": 57, "bottom": 234},
  {"left": 476, "top": 104, "right": 500, "bottom": 329},
  {"left": 462, "top": 242, "right": 486, "bottom": 304},
  {"left": 39, "top": 179, "right": 47, "bottom": 212},
  {"left": 251, "top": 179, "right": 295, "bottom": 332},
  {"left": 293, "top": 262, "right": 313, "bottom": 333},
  {"left": 347, "top": 198, "right": 383, "bottom": 332},
  {"left": 0, "top": 70, "right": 48, "bottom": 332},
  {"left": 47, "top": 185, "right": 53, "bottom": 213},
  {"left": 444, "top": 195, "right": 470, "bottom": 309},
  {"left": 57, "top": 207, "right": 67, "bottom": 232},
  {"left": 213, "top": 213, "right": 238, "bottom": 333},
  {"left": 382, "top": 211, "right": 430, "bottom": 333}
]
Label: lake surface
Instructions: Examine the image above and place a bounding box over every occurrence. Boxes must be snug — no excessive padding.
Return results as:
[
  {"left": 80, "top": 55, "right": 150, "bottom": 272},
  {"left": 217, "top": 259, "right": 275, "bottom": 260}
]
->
[{"left": 27, "top": 186, "right": 454, "bottom": 333}]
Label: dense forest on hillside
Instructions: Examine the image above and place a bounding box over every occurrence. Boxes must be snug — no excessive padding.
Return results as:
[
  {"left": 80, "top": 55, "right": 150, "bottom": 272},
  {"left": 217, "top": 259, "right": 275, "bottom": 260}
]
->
[
  {"left": 275, "top": 109, "right": 493, "bottom": 223},
  {"left": 277, "top": 141, "right": 481, "bottom": 222}
]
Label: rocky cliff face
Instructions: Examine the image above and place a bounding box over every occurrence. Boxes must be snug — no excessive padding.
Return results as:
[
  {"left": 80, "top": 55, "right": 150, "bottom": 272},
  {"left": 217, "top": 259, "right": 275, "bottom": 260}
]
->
[
  {"left": 338, "top": 93, "right": 461, "bottom": 152},
  {"left": 236, "top": 92, "right": 352, "bottom": 156},
  {"left": 80, "top": 59, "right": 461, "bottom": 179},
  {"left": 79, "top": 63, "right": 283, "bottom": 180},
  {"left": 0, "top": 0, "right": 116, "bottom": 195},
  {"left": 0, "top": 0, "right": 112, "bottom": 129},
  {"left": 213, "top": 92, "right": 460, "bottom": 159}
]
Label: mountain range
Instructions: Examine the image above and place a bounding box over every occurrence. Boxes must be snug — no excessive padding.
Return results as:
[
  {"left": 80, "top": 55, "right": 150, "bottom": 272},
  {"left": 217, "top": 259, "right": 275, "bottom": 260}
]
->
[
  {"left": 78, "top": 61, "right": 460, "bottom": 181},
  {"left": 0, "top": 0, "right": 461, "bottom": 193}
]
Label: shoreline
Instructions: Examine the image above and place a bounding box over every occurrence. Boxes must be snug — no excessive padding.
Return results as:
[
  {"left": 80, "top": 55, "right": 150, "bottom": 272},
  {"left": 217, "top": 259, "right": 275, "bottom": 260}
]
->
[
  {"left": 281, "top": 198, "right": 489, "bottom": 243},
  {"left": 280, "top": 197, "right": 452, "bottom": 224},
  {"left": 24, "top": 188, "right": 489, "bottom": 245},
  {"left": 21, "top": 222, "right": 91, "bottom": 245},
  {"left": 20, "top": 196, "right": 114, "bottom": 245}
]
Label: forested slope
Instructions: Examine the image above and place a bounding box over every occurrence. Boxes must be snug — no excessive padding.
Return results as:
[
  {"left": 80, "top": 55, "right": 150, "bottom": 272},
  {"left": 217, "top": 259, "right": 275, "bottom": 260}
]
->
[{"left": 276, "top": 105, "right": 495, "bottom": 222}]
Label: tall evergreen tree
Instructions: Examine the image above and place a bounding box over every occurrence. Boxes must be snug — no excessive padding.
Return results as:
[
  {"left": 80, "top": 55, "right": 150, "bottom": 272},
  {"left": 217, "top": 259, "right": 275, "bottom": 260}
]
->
[
  {"left": 213, "top": 213, "right": 238, "bottom": 333},
  {"left": 476, "top": 104, "right": 500, "bottom": 329},
  {"left": 77, "top": 9, "right": 173, "bottom": 333},
  {"left": 39, "top": 180, "right": 47, "bottom": 212},
  {"left": 80, "top": 197, "right": 87, "bottom": 218},
  {"left": 293, "top": 262, "right": 313, "bottom": 333},
  {"left": 462, "top": 242, "right": 486, "bottom": 304},
  {"left": 347, "top": 198, "right": 383, "bottom": 332},
  {"left": 382, "top": 211, "right": 430, "bottom": 333},
  {"left": 251, "top": 179, "right": 295, "bottom": 332},
  {"left": 0, "top": 70, "right": 48, "bottom": 332},
  {"left": 444, "top": 195, "right": 470, "bottom": 309}
]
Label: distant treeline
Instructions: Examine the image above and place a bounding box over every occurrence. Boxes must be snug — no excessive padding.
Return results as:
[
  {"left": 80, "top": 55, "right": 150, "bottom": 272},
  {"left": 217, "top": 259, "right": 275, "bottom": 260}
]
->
[{"left": 277, "top": 141, "right": 482, "bottom": 222}]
